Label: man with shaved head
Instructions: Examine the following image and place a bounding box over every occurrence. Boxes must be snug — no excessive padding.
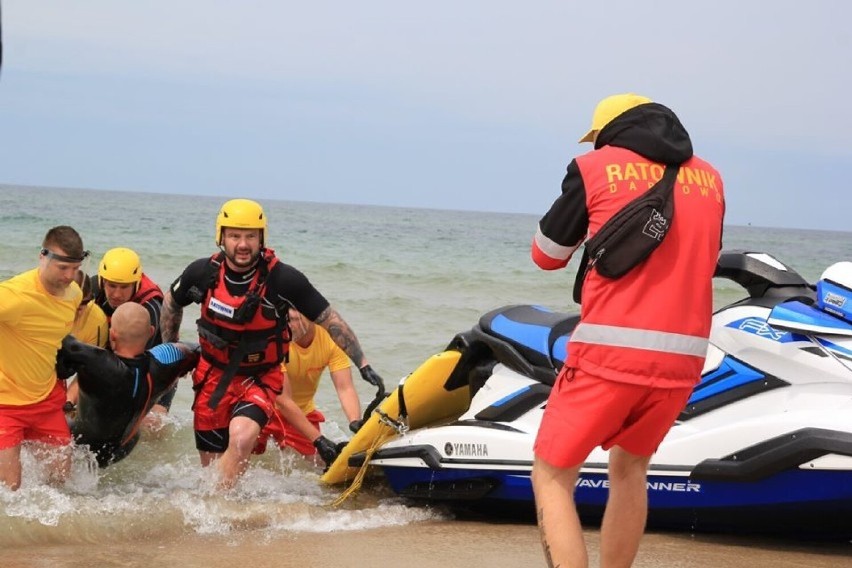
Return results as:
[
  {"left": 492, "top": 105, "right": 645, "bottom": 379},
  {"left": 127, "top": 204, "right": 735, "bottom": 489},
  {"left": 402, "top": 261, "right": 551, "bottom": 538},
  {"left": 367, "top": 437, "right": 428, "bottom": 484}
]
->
[{"left": 57, "top": 303, "right": 199, "bottom": 467}]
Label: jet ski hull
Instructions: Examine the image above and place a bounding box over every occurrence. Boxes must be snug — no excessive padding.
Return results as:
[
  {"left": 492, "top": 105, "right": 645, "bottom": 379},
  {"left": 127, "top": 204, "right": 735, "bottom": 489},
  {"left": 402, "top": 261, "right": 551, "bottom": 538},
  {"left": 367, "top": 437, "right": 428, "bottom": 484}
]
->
[{"left": 330, "top": 251, "right": 852, "bottom": 539}]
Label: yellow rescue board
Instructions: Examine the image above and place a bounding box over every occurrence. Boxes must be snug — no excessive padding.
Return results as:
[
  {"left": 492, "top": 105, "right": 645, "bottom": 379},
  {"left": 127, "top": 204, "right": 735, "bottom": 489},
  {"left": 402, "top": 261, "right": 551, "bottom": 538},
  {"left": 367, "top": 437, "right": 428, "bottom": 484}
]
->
[{"left": 321, "top": 349, "right": 471, "bottom": 485}]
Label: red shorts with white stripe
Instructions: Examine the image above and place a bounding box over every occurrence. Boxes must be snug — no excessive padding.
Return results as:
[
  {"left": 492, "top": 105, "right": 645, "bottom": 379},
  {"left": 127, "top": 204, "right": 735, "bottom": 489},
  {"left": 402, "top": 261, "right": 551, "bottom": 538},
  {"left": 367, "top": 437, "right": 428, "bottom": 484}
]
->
[{"left": 191, "top": 357, "right": 279, "bottom": 433}]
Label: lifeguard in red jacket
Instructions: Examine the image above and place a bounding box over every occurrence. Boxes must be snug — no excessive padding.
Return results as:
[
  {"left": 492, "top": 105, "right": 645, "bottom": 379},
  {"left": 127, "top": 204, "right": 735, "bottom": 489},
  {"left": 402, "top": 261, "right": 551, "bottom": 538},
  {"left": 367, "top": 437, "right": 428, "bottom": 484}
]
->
[{"left": 531, "top": 94, "right": 725, "bottom": 568}]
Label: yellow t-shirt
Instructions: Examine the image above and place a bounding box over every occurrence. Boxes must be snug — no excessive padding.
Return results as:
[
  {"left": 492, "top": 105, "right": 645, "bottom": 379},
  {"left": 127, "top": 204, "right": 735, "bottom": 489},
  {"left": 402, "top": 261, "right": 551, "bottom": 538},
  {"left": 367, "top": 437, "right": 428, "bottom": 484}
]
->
[
  {"left": 0, "top": 268, "right": 80, "bottom": 405},
  {"left": 71, "top": 302, "right": 109, "bottom": 348},
  {"left": 284, "top": 325, "right": 351, "bottom": 414}
]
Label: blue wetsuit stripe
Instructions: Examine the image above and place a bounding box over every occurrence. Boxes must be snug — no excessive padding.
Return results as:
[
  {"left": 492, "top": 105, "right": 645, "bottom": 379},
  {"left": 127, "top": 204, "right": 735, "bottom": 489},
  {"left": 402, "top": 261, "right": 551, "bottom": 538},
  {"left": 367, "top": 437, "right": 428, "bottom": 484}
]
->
[{"left": 150, "top": 343, "right": 182, "bottom": 365}]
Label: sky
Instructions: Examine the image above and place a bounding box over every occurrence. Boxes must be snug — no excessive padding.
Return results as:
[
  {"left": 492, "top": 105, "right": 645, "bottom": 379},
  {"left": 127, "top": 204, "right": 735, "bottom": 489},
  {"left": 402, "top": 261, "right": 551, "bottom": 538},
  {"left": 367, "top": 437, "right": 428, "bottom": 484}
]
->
[{"left": 0, "top": 1, "right": 850, "bottom": 231}]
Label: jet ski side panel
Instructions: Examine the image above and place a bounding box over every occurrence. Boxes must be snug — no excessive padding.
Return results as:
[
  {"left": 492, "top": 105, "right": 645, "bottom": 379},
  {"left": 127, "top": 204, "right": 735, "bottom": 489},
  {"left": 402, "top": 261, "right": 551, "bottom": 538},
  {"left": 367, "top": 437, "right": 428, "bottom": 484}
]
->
[{"left": 321, "top": 350, "right": 471, "bottom": 485}]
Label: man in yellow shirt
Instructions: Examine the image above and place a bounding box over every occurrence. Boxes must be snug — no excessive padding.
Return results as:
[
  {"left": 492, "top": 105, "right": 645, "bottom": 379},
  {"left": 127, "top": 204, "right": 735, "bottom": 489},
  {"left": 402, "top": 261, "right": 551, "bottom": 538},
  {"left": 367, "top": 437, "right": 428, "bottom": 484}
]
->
[
  {"left": 0, "top": 226, "right": 88, "bottom": 490},
  {"left": 256, "top": 308, "right": 363, "bottom": 457}
]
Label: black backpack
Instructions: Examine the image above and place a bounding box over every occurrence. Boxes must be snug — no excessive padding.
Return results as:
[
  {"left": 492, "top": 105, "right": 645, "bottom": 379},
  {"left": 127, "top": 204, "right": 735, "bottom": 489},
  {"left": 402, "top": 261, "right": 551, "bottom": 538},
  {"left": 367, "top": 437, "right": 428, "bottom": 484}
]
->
[{"left": 572, "top": 165, "right": 679, "bottom": 303}]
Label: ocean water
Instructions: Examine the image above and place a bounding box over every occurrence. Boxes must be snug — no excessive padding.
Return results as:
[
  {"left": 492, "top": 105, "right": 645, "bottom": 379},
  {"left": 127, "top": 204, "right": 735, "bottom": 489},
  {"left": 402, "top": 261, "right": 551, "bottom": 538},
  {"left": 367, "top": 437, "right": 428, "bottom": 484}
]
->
[{"left": 1, "top": 184, "right": 850, "bottom": 551}]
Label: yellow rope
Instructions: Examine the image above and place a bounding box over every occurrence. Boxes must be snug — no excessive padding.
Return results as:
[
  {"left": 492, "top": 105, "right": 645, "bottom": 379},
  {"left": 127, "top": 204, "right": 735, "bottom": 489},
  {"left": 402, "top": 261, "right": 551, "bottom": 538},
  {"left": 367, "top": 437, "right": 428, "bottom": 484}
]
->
[{"left": 330, "top": 426, "right": 397, "bottom": 507}]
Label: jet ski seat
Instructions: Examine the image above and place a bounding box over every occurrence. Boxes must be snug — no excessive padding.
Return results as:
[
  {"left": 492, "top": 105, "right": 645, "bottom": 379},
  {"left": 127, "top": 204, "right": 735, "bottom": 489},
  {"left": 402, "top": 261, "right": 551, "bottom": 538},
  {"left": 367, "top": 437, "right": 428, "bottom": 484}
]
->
[
  {"left": 456, "top": 304, "right": 579, "bottom": 386},
  {"left": 716, "top": 250, "right": 815, "bottom": 306}
]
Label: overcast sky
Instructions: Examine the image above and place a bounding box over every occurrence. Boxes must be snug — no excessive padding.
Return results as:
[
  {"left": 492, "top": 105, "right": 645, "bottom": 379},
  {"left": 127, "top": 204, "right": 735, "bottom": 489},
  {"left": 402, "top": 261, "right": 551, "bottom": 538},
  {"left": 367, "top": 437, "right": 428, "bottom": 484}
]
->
[{"left": 1, "top": 1, "right": 850, "bottom": 231}]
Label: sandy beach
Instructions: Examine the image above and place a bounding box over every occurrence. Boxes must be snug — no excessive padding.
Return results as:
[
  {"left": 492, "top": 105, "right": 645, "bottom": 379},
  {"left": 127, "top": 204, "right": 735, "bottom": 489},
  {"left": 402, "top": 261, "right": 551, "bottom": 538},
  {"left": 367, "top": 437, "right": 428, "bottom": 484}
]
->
[{"left": 5, "top": 519, "right": 850, "bottom": 568}]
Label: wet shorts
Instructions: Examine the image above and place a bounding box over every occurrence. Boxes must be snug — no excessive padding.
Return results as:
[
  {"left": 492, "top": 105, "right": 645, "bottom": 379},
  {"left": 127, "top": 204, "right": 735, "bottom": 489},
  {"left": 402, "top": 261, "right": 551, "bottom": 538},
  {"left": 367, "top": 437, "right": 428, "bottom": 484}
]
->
[
  {"left": 533, "top": 366, "right": 692, "bottom": 468},
  {"left": 192, "top": 359, "right": 280, "bottom": 453},
  {"left": 254, "top": 409, "right": 325, "bottom": 456},
  {"left": 0, "top": 382, "right": 72, "bottom": 450}
]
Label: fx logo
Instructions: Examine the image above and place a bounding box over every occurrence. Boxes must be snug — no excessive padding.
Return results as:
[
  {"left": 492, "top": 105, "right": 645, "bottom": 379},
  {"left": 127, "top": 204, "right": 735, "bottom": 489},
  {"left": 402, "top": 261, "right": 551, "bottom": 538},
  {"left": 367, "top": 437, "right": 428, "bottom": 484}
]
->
[{"left": 738, "top": 318, "right": 787, "bottom": 341}]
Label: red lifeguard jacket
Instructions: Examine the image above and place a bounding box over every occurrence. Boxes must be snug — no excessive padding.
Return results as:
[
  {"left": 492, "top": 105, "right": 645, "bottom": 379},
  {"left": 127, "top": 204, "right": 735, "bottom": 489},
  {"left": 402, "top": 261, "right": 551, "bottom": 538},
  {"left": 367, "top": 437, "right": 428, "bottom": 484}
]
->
[
  {"left": 131, "top": 274, "right": 164, "bottom": 306},
  {"left": 567, "top": 146, "right": 725, "bottom": 388},
  {"left": 195, "top": 249, "right": 291, "bottom": 379}
]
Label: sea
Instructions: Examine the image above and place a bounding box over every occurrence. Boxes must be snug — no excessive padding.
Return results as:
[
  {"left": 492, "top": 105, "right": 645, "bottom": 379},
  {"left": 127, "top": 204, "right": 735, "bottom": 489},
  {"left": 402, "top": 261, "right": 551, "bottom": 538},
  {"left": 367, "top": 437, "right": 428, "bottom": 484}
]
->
[{"left": 1, "top": 184, "right": 850, "bottom": 567}]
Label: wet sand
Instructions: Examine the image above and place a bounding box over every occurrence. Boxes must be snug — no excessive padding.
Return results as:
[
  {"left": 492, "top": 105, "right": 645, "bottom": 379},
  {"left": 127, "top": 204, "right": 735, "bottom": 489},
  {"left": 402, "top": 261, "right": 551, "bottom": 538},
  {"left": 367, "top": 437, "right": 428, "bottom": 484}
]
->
[{"left": 5, "top": 520, "right": 850, "bottom": 568}]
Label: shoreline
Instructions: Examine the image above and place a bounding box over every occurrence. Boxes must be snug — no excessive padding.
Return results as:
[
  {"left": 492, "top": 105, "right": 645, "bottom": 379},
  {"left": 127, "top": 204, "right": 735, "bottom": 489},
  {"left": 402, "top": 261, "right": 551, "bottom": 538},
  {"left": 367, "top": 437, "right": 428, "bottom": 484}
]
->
[{"left": 4, "top": 519, "right": 850, "bottom": 568}]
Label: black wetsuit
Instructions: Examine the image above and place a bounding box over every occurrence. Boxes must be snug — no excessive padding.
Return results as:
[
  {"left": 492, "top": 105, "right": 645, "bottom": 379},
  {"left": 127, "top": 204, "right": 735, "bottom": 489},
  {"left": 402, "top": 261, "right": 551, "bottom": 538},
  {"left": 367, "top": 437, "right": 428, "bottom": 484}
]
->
[
  {"left": 91, "top": 273, "right": 178, "bottom": 410},
  {"left": 57, "top": 335, "right": 199, "bottom": 467}
]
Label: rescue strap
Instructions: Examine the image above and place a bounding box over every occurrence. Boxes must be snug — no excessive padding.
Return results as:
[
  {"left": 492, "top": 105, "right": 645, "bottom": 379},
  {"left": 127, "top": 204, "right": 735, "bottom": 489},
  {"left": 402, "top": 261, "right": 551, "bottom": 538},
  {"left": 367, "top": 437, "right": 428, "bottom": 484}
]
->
[
  {"left": 207, "top": 334, "right": 258, "bottom": 410},
  {"left": 375, "top": 378, "right": 408, "bottom": 435},
  {"left": 330, "top": 424, "right": 397, "bottom": 508},
  {"left": 331, "top": 379, "right": 407, "bottom": 506}
]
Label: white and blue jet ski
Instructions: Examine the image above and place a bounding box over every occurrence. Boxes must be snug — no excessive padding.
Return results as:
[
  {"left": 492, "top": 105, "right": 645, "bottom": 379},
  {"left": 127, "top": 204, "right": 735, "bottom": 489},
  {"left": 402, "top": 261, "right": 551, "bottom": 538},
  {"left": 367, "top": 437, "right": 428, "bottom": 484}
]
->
[{"left": 347, "top": 250, "right": 852, "bottom": 539}]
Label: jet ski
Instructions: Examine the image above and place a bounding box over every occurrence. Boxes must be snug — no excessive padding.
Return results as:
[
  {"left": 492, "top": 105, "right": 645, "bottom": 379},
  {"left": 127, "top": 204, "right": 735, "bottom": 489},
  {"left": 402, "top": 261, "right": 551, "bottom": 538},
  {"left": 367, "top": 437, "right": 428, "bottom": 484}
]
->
[{"left": 323, "top": 250, "right": 852, "bottom": 539}]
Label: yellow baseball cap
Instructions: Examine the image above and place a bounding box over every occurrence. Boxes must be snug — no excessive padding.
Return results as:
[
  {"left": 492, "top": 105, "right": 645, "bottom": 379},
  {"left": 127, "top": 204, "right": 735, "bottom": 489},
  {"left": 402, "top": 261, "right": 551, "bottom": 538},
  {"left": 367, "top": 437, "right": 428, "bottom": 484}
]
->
[{"left": 578, "top": 93, "right": 653, "bottom": 143}]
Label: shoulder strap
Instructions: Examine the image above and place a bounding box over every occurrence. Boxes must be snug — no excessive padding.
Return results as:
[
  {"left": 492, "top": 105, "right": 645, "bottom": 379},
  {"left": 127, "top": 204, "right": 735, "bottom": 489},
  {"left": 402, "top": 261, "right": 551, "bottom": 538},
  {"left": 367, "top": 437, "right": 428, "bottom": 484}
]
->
[{"left": 572, "top": 164, "right": 679, "bottom": 303}]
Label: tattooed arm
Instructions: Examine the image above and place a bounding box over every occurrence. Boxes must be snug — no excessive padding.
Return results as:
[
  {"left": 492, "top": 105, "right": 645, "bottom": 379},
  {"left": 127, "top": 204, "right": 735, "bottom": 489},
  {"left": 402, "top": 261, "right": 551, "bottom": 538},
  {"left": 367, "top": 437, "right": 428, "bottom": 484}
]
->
[
  {"left": 314, "top": 306, "right": 366, "bottom": 368},
  {"left": 160, "top": 291, "right": 184, "bottom": 343}
]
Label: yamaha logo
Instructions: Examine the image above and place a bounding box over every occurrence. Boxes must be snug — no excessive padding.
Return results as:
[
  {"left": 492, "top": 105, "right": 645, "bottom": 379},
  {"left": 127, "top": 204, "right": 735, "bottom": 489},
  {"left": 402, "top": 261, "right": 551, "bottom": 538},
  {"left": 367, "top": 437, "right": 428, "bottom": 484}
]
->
[{"left": 444, "top": 442, "right": 489, "bottom": 457}]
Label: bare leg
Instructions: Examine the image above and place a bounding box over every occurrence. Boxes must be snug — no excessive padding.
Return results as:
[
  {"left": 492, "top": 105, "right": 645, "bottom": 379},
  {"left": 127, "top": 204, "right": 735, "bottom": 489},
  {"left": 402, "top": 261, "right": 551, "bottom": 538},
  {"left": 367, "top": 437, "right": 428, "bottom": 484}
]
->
[
  {"left": 0, "top": 445, "right": 23, "bottom": 490},
  {"left": 600, "top": 446, "right": 651, "bottom": 568},
  {"left": 141, "top": 403, "right": 169, "bottom": 437},
  {"left": 199, "top": 450, "right": 219, "bottom": 467},
  {"left": 29, "top": 441, "right": 72, "bottom": 486},
  {"left": 216, "top": 415, "right": 261, "bottom": 490},
  {"left": 531, "top": 456, "right": 587, "bottom": 568},
  {"left": 66, "top": 379, "right": 80, "bottom": 406}
]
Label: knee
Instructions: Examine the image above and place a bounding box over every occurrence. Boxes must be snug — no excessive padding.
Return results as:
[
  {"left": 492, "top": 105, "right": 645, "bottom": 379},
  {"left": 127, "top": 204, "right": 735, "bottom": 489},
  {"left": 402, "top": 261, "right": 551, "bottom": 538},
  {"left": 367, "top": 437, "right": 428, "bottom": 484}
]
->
[
  {"left": 608, "top": 447, "right": 650, "bottom": 482},
  {"left": 227, "top": 423, "right": 260, "bottom": 454}
]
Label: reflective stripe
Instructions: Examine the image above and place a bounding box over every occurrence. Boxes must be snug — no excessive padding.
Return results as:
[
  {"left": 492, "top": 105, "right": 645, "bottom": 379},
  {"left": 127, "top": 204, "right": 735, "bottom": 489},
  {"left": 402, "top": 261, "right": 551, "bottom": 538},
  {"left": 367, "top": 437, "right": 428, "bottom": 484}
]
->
[
  {"left": 534, "top": 224, "right": 581, "bottom": 262},
  {"left": 570, "top": 322, "right": 708, "bottom": 357}
]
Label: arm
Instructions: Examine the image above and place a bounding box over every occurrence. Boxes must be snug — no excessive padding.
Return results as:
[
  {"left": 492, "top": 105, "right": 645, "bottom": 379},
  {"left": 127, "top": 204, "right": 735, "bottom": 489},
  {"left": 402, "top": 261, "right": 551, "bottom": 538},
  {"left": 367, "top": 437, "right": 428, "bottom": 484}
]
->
[
  {"left": 159, "top": 291, "right": 184, "bottom": 343},
  {"left": 160, "top": 259, "right": 208, "bottom": 343},
  {"left": 149, "top": 342, "right": 200, "bottom": 375},
  {"left": 315, "top": 306, "right": 386, "bottom": 397},
  {"left": 0, "top": 283, "right": 22, "bottom": 324},
  {"left": 314, "top": 306, "right": 366, "bottom": 368},
  {"left": 330, "top": 366, "right": 361, "bottom": 424},
  {"left": 59, "top": 335, "right": 119, "bottom": 396},
  {"left": 272, "top": 263, "right": 385, "bottom": 393},
  {"left": 274, "top": 376, "right": 340, "bottom": 465},
  {"left": 532, "top": 159, "right": 589, "bottom": 270},
  {"left": 274, "top": 373, "right": 322, "bottom": 442}
]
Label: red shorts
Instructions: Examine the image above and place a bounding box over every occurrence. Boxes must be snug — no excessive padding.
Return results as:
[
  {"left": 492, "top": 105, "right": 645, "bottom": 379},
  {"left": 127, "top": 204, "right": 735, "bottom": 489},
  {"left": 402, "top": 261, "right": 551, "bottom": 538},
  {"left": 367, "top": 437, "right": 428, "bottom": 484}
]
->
[
  {"left": 192, "top": 358, "right": 280, "bottom": 432},
  {"left": 254, "top": 409, "right": 325, "bottom": 456},
  {"left": 534, "top": 366, "right": 692, "bottom": 468},
  {"left": 0, "top": 382, "right": 72, "bottom": 450}
]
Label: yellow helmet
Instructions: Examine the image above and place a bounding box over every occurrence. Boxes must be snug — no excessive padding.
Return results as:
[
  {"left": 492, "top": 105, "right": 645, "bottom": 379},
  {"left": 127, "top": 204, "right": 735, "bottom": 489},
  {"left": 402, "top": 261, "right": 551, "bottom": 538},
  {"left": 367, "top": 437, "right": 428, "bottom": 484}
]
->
[
  {"left": 98, "top": 247, "right": 142, "bottom": 284},
  {"left": 215, "top": 198, "right": 267, "bottom": 246}
]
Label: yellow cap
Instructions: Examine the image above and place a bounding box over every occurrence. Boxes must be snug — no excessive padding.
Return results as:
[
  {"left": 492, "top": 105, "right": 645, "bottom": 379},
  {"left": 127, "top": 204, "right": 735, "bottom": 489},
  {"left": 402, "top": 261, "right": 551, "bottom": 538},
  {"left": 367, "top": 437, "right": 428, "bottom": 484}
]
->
[{"left": 578, "top": 93, "right": 653, "bottom": 143}]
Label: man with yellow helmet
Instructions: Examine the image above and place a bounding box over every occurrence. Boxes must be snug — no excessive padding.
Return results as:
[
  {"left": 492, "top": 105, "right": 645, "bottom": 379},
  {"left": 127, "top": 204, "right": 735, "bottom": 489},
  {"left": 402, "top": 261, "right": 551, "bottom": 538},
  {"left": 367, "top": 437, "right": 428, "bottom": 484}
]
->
[
  {"left": 95, "top": 247, "right": 164, "bottom": 336},
  {"left": 160, "top": 198, "right": 386, "bottom": 489},
  {"left": 92, "top": 247, "right": 174, "bottom": 419}
]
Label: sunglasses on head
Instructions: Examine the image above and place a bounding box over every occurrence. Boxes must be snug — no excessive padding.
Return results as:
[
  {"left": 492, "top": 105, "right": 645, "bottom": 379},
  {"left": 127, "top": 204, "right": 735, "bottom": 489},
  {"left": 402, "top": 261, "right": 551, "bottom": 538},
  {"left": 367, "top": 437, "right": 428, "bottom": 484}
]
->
[{"left": 40, "top": 248, "right": 90, "bottom": 263}]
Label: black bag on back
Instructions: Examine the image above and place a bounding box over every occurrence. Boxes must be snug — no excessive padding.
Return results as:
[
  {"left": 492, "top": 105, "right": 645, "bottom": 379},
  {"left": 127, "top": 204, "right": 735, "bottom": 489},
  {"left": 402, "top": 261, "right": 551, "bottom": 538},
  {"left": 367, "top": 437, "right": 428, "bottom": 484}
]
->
[{"left": 572, "top": 165, "right": 680, "bottom": 303}]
